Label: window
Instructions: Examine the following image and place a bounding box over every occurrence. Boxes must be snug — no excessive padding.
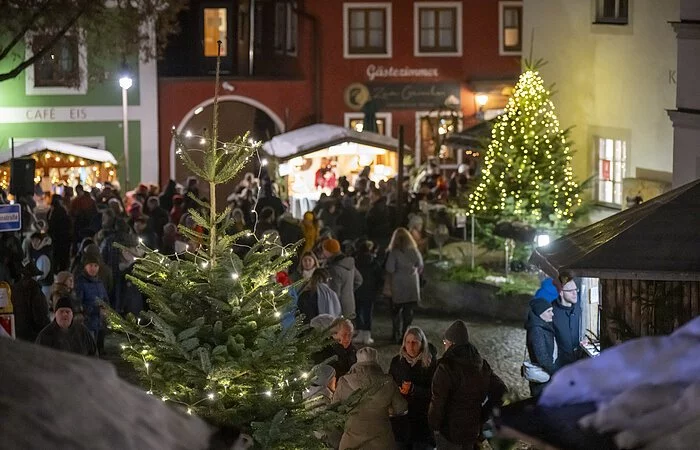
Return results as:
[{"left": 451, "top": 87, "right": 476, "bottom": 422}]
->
[
  {"left": 414, "top": 2, "right": 462, "bottom": 57},
  {"left": 595, "top": 0, "right": 629, "bottom": 25},
  {"left": 274, "top": 2, "right": 287, "bottom": 53},
  {"left": 286, "top": 1, "right": 298, "bottom": 56},
  {"left": 596, "top": 137, "right": 627, "bottom": 206},
  {"left": 26, "top": 31, "right": 87, "bottom": 95},
  {"left": 343, "top": 3, "right": 392, "bottom": 58},
  {"left": 415, "top": 111, "right": 463, "bottom": 166},
  {"left": 33, "top": 34, "right": 79, "bottom": 88},
  {"left": 203, "top": 8, "right": 228, "bottom": 57},
  {"left": 344, "top": 112, "right": 392, "bottom": 136},
  {"left": 499, "top": 2, "right": 523, "bottom": 55}
]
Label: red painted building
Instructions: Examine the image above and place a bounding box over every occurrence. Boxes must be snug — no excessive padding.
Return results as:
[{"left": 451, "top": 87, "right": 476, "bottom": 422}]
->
[{"left": 157, "top": 0, "right": 522, "bottom": 185}]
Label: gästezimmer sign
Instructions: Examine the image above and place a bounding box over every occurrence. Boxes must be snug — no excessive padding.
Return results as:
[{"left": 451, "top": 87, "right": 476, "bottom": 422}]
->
[{"left": 366, "top": 65, "right": 439, "bottom": 81}]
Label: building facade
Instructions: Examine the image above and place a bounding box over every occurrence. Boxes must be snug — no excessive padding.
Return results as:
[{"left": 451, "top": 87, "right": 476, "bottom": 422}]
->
[
  {"left": 0, "top": 30, "right": 159, "bottom": 190},
  {"left": 157, "top": 0, "right": 522, "bottom": 185},
  {"left": 669, "top": 0, "right": 700, "bottom": 187},
  {"left": 523, "top": 0, "right": 679, "bottom": 220}
]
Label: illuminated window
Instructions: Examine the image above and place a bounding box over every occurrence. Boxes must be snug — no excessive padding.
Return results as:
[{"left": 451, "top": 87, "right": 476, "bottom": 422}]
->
[
  {"left": 499, "top": 2, "right": 522, "bottom": 55},
  {"left": 596, "top": 137, "right": 627, "bottom": 206},
  {"left": 348, "top": 118, "right": 386, "bottom": 135},
  {"left": 203, "top": 8, "right": 228, "bottom": 57},
  {"left": 595, "top": 0, "right": 629, "bottom": 25}
]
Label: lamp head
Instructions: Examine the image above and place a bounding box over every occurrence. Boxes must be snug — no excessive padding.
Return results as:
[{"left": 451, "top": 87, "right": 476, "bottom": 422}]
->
[
  {"left": 119, "top": 76, "right": 133, "bottom": 90},
  {"left": 475, "top": 94, "right": 489, "bottom": 107}
]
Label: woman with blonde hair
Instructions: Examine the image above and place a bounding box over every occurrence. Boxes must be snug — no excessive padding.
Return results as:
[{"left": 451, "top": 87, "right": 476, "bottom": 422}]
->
[
  {"left": 385, "top": 227, "right": 424, "bottom": 343},
  {"left": 389, "top": 326, "right": 437, "bottom": 449}
]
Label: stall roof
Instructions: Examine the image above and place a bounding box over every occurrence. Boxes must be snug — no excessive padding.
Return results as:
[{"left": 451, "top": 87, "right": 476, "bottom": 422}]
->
[
  {"left": 530, "top": 178, "right": 700, "bottom": 281},
  {"left": 262, "top": 123, "right": 410, "bottom": 160},
  {"left": 444, "top": 117, "right": 497, "bottom": 149},
  {"left": 0, "top": 139, "right": 118, "bottom": 165}
]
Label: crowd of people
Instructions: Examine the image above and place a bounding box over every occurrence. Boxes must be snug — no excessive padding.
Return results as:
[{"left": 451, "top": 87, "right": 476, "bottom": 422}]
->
[{"left": 0, "top": 168, "right": 516, "bottom": 450}]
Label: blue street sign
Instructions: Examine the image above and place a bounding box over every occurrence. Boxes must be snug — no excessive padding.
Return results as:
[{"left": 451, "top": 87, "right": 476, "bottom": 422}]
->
[{"left": 0, "top": 204, "right": 21, "bottom": 232}]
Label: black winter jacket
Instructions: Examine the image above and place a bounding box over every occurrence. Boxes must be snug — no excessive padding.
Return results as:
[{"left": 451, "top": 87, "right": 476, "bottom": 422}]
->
[
  {"left": 428, "top": 343, "right": 507, "bottom": 446},
  {"left": 389, "top": 354, "right": 437, "bottom": 445},
  {"left": 552, "top": 301, "right": 581, "bottom": 366},
  {"left": 525, "top": 310, "right": 558, "bottom": 375}
]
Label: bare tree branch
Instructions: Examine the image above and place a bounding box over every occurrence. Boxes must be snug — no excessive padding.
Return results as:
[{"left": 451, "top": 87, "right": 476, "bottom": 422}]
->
[
  {"left": 0, "top": 5, "right": 86, "bottom": 83},
  {"left": 0, "top": 6, "right": 45, "bottom": 61}
]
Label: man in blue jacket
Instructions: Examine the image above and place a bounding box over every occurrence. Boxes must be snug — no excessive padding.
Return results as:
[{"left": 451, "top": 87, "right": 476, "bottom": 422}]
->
[{"left": 552, "top": 272, "right": 581, "bottom": 367}]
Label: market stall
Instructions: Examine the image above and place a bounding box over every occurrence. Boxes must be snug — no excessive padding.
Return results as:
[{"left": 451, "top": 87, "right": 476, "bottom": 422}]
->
[
  {"left": 263, "top": 124, "right": 409, "bottom": 218},
  {"left": 0, "top": 139, "right": 118, "bottom": 193}
]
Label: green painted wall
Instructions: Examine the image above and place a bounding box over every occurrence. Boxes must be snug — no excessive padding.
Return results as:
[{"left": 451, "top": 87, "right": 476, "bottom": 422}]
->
[
  {"left": 0, "top": 121, "right": 141, "bottom": 188},
  {"left": 0, "top": 44, "right": 140, "bottom": 106}
]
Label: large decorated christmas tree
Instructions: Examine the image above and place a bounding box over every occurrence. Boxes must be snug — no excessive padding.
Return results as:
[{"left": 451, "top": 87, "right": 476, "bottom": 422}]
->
[
  {"left": 109, "top": 47, "right": 349, "bottom": 449},
  {"left": 468, "top": 67, "right": 581, "bottom": 231}
]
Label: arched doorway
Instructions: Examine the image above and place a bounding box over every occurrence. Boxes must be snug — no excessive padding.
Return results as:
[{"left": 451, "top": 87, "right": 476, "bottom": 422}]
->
[{"left": 170, "top": 96, "right": 284, "bottom": 208}]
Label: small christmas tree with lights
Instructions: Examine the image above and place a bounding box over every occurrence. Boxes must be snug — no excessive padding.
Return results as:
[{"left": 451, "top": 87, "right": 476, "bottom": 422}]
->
[
  {"left": 109, "top": 44, "right": 351, "bottom": 449},
  {"left": 469, "top": 65, "right": 581, "bottom": 231}
]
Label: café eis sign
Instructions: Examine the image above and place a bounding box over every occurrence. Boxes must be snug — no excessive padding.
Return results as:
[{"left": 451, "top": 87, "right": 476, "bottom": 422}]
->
[{"left": 366, "top": 64, "right": 439, "bottom": 81}]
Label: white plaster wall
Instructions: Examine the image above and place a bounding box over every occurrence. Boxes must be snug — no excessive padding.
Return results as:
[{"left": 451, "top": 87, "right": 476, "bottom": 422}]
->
[{"left": 522, "top": 0, "right": 678, "bottom": 185}]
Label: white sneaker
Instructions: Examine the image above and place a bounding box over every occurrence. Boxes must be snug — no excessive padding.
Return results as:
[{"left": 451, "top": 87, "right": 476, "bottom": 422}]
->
[
  {"left": 364, "top": 332, "right": 375, "bottom": 345},
  {"left": 352, "top": 330, "right": 365, "bottom": 344}
]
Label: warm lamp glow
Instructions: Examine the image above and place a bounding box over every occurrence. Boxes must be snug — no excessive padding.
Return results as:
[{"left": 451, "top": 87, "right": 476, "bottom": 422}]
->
[{"left": 475, "top": 94, "right": 489, "bottom": 107}]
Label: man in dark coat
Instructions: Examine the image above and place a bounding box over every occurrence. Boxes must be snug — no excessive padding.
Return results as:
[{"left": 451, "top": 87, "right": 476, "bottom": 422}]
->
[
  {"left": 552, "top": 274, "right": 581, "bottom": 367},
  {"left": 12, "top": 260, "right": 50, "bottom": 342},
  {"left": 36, "top": 296, "right": 96, "bottom": 356},
  {"left": 429, "top": 320, "right": 507, "bottom": 449},
  {"left": 365, "top": 187, "right": 392, "bottom": 252}
]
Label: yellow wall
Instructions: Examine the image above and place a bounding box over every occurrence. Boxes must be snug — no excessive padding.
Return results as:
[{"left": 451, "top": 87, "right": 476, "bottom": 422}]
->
[{"left": 522, "top": 0, "right": 678, "bottom": 191}]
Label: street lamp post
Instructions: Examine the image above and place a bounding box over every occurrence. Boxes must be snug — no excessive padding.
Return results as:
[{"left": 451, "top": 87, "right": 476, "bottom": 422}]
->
[{"left": 119, "top": 75, "right": 133, "bottom": 190}]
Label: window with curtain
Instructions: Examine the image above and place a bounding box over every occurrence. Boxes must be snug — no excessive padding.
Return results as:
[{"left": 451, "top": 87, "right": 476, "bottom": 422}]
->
[
  {"left": 595, "top": 0, "right": 629, "bottom": 25},
  {"left": 418, "top": 7, "right": 457, "bottom": 53},
  {"left": 348, "top": 8, "right": 387, "bottom": 54},
  {"left": 33, "top": 34, "right": 80, "bottom": 87},
  {"left": 596, "top": 137, "right": 627, "bottom": 206},
  {"left": 501, "top": 3, "right": 522, "bottom": 53}
]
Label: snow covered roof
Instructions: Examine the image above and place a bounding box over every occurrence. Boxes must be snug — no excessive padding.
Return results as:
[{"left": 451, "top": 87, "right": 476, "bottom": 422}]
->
[
  {"left": 0, "top": 139, "right": 118, "bottom": 165},
  {"left": 262, "top": 123, "right": 409, "bottom": 160},
  {"left": 530, "top": 178, "right": 700, "bottom": 280}
]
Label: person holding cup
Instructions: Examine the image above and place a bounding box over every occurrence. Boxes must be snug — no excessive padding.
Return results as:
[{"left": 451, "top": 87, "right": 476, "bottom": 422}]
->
[{"left": 389, "top": 326, "right": 437, "bottom": 449}]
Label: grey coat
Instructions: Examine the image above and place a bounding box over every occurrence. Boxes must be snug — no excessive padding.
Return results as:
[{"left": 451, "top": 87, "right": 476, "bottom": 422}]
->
[
  {"left": 326, "top": 254, "right": 363, "bottom": 319},
  {"left": 385, "top": 248, "right": 423, "bottom": 304},
  {"left": 333, "top": 361, "right": 408, "bottom": 450}
]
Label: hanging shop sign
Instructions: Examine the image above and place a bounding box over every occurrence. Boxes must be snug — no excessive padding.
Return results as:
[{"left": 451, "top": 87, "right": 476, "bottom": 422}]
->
[
  {"left": 0, "top": 204, "right": 21, "bottom": 232},
  {"left": 345, "top": 82, "right": 461, "bottom": 110},
  {"left": 365, "top": 65, "right": 440, "bottom": 81}
]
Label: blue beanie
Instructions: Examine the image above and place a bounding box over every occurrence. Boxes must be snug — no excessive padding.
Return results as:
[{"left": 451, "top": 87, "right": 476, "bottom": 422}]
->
[{"left": 534, "top": 278, "right": 559, "bottom": 302}]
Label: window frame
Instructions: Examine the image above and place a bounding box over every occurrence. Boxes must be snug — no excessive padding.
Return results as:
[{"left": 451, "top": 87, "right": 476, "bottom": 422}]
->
[
  {"left": 594, "top": 0, "right": 629, "bottom": 25},
  {"left": 595, "top": 136, "right": 628, "bottom": 208},
  {"left": 344, "top": 112, "right": 393, "bottom": 137},
  {"left": 25, "top": 30, "right": 87, "bottom": 96},
  {"left": 343, "top": 2, "right": 392, "bottom": 59},
  {"left": 414, "top": 110, "right": 464, "bottom": 168},
  {"left": 499, "top": 1, "right": 523, "bottom": 56},
  {"left": 286, "top": 1, "right": 298, "bottom": 56},
  {"left": 414, "top": 2, "right": 462, "bottom": 57},
  {"left": 274, "top": 1, "right": 287, "bottom": 54}
]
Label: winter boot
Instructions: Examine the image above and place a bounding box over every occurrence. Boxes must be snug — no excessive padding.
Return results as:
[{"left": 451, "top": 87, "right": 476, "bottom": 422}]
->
[{"left": 364, "top": 331, "right": 375, "bottom": 345}]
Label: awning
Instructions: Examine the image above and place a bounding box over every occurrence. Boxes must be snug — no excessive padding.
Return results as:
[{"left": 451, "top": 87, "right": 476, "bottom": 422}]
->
[
  {"left": 444, "top": 117, "right": 497, "bottom": 148},
  {"left": 262, "top": 123, "right": 410, "bottom": 161},
  {"left": 530, "top": 178, "right": 700, "bottom": 281},
  {"left": 0, "top": 139, "right": 118, "bottom": 165}
]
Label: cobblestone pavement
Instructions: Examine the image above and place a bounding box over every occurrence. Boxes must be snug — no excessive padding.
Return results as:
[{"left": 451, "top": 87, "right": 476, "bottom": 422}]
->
[{"left": 370, "top": 304, "right": 530, "bottom": 398}]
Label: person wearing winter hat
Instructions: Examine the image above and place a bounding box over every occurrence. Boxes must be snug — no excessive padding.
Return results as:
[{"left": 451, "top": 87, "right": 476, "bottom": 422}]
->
[
  {"left": 429, "top": 320, "right": 507, "bottom": 449},
  {"left": 333, "top": 346, "right": 407, "bottom": 450},
  {"left": 35, "top": 296, "right": 96, "bottom": 356},
  {"left": 322, "top": 239, "right": 363, "bottom": 319},
  {"left": 525, "top": 297, "right": 558, "bottom": 397},
  {"left": 534, "top": 277, "right": 559, "bottom": 302},
  {"left": 75, "top": 251, "right": 109, "bottom": 354},
  {"left": 12, "top": 259, "right": 50, "bottom": 342}
]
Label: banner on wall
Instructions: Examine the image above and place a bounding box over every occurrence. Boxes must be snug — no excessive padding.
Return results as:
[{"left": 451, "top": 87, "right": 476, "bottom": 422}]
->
[{"left": 345, "top": 82, "right": 461, "bottom": 111}]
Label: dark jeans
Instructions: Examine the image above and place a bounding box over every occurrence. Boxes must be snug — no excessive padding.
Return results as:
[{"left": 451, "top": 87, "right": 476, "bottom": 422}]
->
[
  {"left": 529, "top": 381, "right": 548, "bottom": 397},
  {"left": 391, "top": 301, "right": 416, "bottom": 342},
  {"left": 355, "top": 300, "right": 373, "bottom": 331}
]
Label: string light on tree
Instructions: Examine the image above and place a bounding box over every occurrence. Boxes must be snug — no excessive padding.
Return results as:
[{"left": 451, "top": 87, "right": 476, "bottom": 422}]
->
[{"left": 468, "top": 67, "right": 581, "bottom": 230}]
